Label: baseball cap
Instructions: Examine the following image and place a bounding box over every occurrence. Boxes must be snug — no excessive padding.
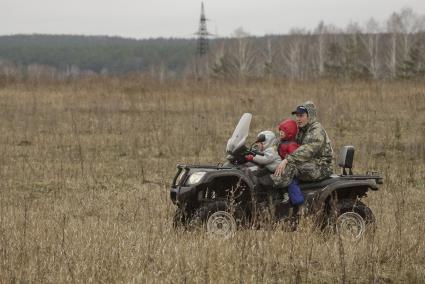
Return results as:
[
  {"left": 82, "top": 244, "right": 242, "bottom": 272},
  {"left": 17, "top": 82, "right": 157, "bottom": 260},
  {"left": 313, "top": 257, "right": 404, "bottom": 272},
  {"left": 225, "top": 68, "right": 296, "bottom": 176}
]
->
[{"left": 291, "top": 105, "right": 308, "bottom": 115}]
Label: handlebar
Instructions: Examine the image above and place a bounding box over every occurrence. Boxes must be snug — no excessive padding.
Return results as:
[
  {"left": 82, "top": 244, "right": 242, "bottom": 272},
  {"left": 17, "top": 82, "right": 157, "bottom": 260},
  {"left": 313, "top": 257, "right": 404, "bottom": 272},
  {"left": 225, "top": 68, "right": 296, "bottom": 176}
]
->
[{"left": 244, "top": 149, "right": 265, "bottom": 156}]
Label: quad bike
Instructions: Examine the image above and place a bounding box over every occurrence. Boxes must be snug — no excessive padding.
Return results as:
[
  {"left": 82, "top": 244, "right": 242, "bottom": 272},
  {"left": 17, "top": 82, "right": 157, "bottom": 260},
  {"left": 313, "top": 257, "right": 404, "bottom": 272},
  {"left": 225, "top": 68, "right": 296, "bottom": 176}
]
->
[{"left": 170, "top": 113, "right": 383, "bottom": 239}]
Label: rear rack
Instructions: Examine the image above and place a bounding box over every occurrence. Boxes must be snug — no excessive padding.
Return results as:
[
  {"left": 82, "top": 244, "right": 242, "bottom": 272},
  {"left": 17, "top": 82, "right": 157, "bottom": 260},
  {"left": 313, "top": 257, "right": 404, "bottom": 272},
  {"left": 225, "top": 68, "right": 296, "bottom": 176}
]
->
[{"left": 340, "top": 172, "right": 383, "bottom": 184}]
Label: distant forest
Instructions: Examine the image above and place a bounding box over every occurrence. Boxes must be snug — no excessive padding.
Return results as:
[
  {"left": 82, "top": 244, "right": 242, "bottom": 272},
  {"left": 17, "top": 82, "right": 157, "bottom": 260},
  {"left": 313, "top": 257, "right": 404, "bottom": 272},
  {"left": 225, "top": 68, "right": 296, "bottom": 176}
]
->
[
  {"left": 1, "top": 8, "right": 425, "bottom": 81},
  {"left": 0, "top": 35, "right": 195, "bottom": 75}
]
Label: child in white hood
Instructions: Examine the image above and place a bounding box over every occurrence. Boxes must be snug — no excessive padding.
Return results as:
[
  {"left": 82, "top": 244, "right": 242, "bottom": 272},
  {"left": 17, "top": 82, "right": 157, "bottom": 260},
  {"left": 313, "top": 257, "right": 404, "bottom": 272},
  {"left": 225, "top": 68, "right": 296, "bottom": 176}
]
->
[{"left": 245, "top": 130, "right": 281, "bottom": 172}]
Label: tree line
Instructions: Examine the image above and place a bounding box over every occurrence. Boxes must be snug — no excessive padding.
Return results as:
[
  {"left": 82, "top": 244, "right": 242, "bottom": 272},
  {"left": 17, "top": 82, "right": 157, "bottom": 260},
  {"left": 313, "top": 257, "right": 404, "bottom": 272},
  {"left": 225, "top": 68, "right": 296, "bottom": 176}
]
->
[
  {"left": 0, "top": 35, "right": 195, "bottom": 78},
  {"left": 1, "top": 8, "right": 424, "bottom": 82}
]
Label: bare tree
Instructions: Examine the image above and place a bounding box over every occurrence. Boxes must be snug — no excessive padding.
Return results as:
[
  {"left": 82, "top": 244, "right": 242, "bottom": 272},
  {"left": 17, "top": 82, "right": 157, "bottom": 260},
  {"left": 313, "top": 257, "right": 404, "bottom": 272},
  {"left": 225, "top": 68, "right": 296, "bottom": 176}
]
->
[
  {"left": 263, "top": 37, "right": 274, "bottom": 80},
  {"left": 386, "top": 12, "right": 403, "bottom": 78},
  {"left": 27, "top": 64, "right": 58, "bottom": 82},
  {"left": 344, "top": 22, "right": 365, "bottom": 78},
  {"left": 207, "top": 27, "right": 258, "bottom": 80},
  {"left": 280, "top": 28, "right": 308, "bottom": 79},
  {"left": 362, "top": 18, "right": 381, "bottom": 79},
  {"left": 231, "top": 27, "right": 257, "bottom": 79},
  {"left": 399, "top": 8, "right": 417, "bottom": 65},
  {"left": 314, "top": 21, "right": 327, "bottom": 77},
  {"left": 386, "top": 8, "right": 423, "bottom": 78},
  {"left": 209, "top": 40, "right": 226, "bottom": 78}
]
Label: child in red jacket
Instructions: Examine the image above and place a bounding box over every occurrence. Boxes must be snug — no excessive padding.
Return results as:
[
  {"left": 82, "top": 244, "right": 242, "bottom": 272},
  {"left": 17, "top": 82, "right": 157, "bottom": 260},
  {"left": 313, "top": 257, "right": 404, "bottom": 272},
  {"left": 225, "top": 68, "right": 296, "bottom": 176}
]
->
[
  {"left": 278, "top": 119, "right": 304, "bottom": 206},
  {"left": 278, "top": 119, "right": 299, "bottom": 159}
]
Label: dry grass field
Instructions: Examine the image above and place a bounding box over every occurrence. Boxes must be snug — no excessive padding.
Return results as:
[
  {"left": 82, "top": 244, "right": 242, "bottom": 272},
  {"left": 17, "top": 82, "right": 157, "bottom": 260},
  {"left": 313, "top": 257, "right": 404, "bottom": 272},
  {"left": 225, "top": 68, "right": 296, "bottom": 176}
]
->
[{"left": 0, "top": 77, "right": 424, "bottom": 283}]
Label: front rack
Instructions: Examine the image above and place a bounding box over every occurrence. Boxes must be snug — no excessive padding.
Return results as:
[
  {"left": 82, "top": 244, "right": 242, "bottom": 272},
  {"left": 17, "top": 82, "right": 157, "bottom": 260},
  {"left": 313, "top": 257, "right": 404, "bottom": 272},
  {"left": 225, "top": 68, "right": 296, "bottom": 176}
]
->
[{"left": 176, "top": 163, "right": 233, "bottom": 170}]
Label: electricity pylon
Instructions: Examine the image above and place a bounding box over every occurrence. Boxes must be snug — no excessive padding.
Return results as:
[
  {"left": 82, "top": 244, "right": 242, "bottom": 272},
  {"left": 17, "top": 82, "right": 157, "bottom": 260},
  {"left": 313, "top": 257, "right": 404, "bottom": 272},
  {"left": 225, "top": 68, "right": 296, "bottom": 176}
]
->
[
  {"left": 194, "top": 2, "right": 213, "bottom": 79},
  {"left": 196, "top": 2, "right": 210, "bottom": 57}
]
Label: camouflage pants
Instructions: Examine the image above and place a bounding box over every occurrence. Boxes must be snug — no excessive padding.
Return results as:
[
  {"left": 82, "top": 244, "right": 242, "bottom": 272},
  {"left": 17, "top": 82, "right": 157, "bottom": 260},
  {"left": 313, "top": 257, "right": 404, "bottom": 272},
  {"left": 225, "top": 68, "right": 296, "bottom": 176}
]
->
[{"left": 273, "top": 162, "right": 333, "bottom": 188}]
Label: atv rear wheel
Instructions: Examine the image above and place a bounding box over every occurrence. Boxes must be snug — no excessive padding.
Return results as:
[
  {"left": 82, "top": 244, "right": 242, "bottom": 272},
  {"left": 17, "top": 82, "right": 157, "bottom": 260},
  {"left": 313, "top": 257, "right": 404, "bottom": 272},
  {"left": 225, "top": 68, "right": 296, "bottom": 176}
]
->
[
  {"left": 336, "top": 211, "right": 366, "bottom": 240},
  {"left": 328, "top": 199, "right": 376, "bottom": 240}
]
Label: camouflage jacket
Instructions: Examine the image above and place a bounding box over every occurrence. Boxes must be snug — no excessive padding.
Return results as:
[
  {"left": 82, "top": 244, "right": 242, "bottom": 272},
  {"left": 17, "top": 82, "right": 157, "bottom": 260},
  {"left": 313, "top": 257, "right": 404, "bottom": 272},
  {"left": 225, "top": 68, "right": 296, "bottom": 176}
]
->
[{"left": 285, "top": 101, "right": 333, "bottom": 170}]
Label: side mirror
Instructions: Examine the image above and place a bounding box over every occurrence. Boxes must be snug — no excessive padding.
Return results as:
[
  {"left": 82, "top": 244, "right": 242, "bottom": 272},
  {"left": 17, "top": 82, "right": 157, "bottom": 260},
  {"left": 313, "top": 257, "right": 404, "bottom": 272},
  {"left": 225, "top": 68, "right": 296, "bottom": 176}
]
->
[{"left": 256, "top": 134, "right": 266, "bottom": 143}]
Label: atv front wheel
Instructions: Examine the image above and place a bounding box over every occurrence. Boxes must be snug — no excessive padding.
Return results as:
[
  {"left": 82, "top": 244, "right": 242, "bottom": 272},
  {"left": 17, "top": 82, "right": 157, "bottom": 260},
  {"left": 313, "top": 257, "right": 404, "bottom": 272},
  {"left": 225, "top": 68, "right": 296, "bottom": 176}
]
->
[
  {"left": 206, "top": 211, "right": 237, "bottom": 239},
  {"left": 193, "top": 201, "right": 245, "bottom": 239}
]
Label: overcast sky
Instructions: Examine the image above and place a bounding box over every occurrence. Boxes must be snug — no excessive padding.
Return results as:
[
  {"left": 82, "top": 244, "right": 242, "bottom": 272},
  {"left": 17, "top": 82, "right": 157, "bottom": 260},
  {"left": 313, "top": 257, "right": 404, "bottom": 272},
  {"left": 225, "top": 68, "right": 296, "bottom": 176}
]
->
[{"left": 1, "top": 0, "right": 424, "bottom": 39}]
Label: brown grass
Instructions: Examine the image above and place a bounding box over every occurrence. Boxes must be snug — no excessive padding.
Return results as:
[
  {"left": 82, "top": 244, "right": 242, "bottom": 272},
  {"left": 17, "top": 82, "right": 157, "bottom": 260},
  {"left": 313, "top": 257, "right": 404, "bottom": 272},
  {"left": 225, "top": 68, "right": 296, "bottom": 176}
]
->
[{"left": 0, "top": 78, "right": 424, "bottom": 283}]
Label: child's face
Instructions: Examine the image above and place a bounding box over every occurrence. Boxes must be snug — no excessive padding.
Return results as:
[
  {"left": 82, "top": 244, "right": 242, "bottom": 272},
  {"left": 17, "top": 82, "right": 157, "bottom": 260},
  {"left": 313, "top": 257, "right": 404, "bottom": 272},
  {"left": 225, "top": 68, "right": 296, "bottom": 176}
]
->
[
  {"left": 258, "top": 142, "right": 265, "bottom": 151},
  {"left": 279, "top": 129, "right": 286, "bottom": 140}
]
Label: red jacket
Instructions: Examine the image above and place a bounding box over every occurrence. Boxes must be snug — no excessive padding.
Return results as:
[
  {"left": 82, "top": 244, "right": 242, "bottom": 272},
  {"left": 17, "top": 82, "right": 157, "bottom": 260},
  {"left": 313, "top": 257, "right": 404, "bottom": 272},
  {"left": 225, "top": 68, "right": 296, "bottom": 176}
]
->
[{"left": 278, "top": 119, "right": 299, "bottom": 158}]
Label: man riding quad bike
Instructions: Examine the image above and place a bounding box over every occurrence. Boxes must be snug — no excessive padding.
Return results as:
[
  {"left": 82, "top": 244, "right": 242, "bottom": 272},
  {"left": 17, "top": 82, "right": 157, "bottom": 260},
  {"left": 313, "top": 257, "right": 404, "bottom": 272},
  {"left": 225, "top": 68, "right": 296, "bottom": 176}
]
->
[{"left": 170, "top": 113, "right": 382, "bottom": 239}]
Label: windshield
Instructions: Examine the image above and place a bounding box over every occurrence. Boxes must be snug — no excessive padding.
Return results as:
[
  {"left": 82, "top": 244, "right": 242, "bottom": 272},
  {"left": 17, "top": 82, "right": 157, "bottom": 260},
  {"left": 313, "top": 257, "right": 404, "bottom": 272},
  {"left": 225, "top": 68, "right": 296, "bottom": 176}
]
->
[{"left": 226, "top": 113, "right": 252, "bottom": 154}]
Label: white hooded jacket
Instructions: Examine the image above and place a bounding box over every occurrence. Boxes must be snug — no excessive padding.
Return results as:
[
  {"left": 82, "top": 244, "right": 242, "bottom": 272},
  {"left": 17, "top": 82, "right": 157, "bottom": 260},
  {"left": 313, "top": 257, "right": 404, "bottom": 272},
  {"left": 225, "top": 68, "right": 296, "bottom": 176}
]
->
[{"left": 252, "top": 130, "right": 282, "bottom": 172}]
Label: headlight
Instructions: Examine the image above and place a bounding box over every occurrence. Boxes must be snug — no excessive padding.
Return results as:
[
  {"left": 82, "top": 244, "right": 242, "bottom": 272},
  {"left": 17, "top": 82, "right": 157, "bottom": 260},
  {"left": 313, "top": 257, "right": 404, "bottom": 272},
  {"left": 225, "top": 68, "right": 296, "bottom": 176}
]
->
[{"left": 187, "top": 172, "right": 206, "bottom": 185}]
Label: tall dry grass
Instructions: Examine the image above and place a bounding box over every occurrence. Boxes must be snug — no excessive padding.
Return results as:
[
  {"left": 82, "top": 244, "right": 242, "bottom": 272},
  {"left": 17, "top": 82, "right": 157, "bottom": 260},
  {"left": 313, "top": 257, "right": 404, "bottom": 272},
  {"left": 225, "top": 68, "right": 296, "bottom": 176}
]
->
[{"left": 0, "top": 78, "right": 424, "bottom": 283}]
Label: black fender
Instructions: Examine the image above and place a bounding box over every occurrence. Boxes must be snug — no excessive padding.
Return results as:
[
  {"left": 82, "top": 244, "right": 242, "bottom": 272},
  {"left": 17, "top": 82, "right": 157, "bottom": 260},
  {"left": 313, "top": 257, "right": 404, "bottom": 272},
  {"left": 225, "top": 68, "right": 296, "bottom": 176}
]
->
[
  {"left": 196, "top": 170, "right": 255, "bottom": 205},
  {"left": 312, "top": 179, "right": 378, "bottom": 212},
  {"left": 202, "top": 169, "right": 255, "bottom": 190}
]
